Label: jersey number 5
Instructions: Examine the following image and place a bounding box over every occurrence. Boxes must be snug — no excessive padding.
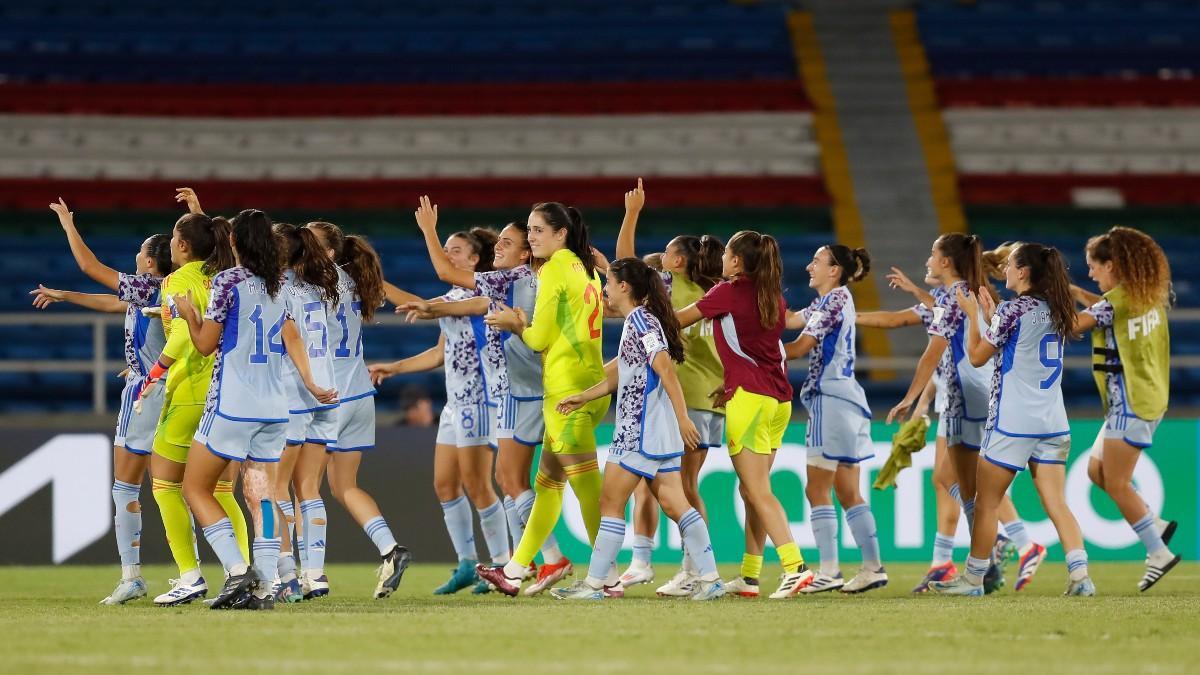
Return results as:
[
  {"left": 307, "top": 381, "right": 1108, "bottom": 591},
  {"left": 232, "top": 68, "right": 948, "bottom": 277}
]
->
[
  {"left": 249, "top": 304, "right": 285, "bottom": 364},
  {"left": 1038, "top": 334, "right": 1063, "bottom": 389},
  {"left": 583, "top": 284, "right": 601, "bottom": 339}
]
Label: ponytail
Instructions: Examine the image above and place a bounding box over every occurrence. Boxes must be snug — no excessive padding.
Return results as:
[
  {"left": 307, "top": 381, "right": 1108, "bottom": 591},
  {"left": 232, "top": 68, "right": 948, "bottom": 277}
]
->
[
  {"left": 174, "top": 212, "right": 235, "bottom": 277},
  {"left": 305, "top": 220, "right": 384, "bottom": 322},
  {"left": 824, "top": 244, "right": 872, "bottom": 285},
  {"left": 983, "top": 241, "right": 1020, "bottom": 281},
  {"left": 728, "top": 230, "right": 783, "bottom": 330},
  {"left": 230, "top": 209, "right": 283, "bottom": 298},
  {"left": 608, "top": 257, "right": 685, "bottom": 363},
  {"left": 274, "top": 222, "right": 339, "bottom": 304},
  {"left": 672, "top": 234, "right": 725, "bottom": 290},
  {"left": 937, "top": 232, "right": 998, "bottom": 303},
  {"left": 1012, "top": 243, "right": 1075, "bottom": 340},
  {"left": 532, "top": 202, "right": 596, "bottom": 278},
  {"left": 450, "top": 227, "right": 500, "bottom": 273}
]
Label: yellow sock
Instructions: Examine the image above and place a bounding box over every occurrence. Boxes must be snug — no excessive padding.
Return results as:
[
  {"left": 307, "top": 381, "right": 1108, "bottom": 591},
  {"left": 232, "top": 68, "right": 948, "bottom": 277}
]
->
[
  {"left": 214, "top": 480, "right": 249, "bottom": 562},
  {"left": 741, "top": 553, "right": 764, "bottom": 580},
  {"left": 776, "top": 542, "right": 805, "bottom": 574},
  {"left": 513, "top": 472, "right": 565, "bottom": 567},
  {"left": 152, "top": 478, "right": 198, "bottom": 576},
  {"left": 564, "top": 459, "right": 601, "bottom": 545}
]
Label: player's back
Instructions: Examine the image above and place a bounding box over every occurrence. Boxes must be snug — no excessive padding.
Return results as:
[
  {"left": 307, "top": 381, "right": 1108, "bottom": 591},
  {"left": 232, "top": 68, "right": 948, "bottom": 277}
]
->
[
  {"left": 207, "top": 266, "right": 289, "bottom": 423},
  {"left": 988, "top": 296, "right": 1068, "bottom": 437},
  {"left": 328, "top": 267, "right": 375, "bottom": 402},
  {"left": 282, "top": 270, "right": 337, "bottom": 409}
]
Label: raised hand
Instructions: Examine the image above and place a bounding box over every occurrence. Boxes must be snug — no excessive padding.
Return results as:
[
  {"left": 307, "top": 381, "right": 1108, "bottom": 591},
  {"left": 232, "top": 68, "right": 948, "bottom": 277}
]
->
[
  {"left": 397, "top": 300, "right": 433, "bottom": 322},
  {"left": 415, "top": 195, "right": 438, "bottom": 235},
  {"left": 977, "top": 286, "right": 996, "bottom": 319},
  {"left": 556, "top": 394, "right": 587, "bottom": 416},
  {"left": 624, "top": 177, "right": 645, "bottom": 213},
  {"left": 49, "top": 198, "right": 74, "bottom": 229},
  {"left": 956, "top": 286, "right": 978, "bottom": 318},
  {"left": 29, "top": 284, "right": 65, "bottom": 309},
  {"left": 886, "top": 266, "right": 919, "bottom": 294},
  {"left": 175, "top": 187, "right": 204, "bottom": 214}
]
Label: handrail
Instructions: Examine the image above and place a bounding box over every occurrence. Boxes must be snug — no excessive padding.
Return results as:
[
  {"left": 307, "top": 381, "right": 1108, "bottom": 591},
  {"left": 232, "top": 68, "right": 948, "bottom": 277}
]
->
[{"left": 2, "top": 309, "right": 1199, "bottom": 414}]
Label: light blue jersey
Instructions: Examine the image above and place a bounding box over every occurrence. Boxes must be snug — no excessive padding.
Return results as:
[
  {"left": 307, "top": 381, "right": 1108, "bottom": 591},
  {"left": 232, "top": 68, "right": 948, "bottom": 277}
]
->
[
  {"left": 475, "top": 265, "right": 542, "bottom": 401},
  {"left": 117, "top": 272, "right": 165, "bottom": 379},
  {"left": 439, "top": 285, "right": 488, "bottom": 406},
  {"left": 928, "top": 280, "right": 994, "bottom": 421},
  {"left": 612, "top": 306, "right": 682, "bottom": 460},
  {"left": 203, "top": 267, "right": 291, "bottom": 423},
  {"left": 329, "top": 267, "right": 375, "bottom": 403},
  {"left": 281, "top": 270, "right": 337, "bottom": 413},
  {"left": 799, "top": 286, "right": 870, "bottom": 415},
  {"left": 983, "top": 296, "right": 1069, "bottom": 438}
]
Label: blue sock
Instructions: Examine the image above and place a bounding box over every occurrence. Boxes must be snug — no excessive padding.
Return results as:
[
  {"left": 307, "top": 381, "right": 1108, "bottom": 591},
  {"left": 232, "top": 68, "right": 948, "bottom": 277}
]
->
[
  {"left": 587, "top": 517, "right": 625, "bottom": 586},
  {"left": 962, "top": 498, "right": 976, "bottom": 536},
  {"left": 363, "top": 516, "right": 397, "bottom": 556},
  {"left": 441, "top": 496, "right": 476, "bottom": 562},
  {"left": 503, "top": 496, "right": 525, "bottom": 552},
  {"left": 1132, "top": 514, "right": 1166, "bottom": 555},
  {"left": 1003, "top": 519, "right": 1031, "bottom": 549},
  {"left": 1065, "top": 548, "right": 1089, "bottom": 581},
  {"left": 810, "top": 505, "right": 839, "bottom": 575},
  {"left": 202, "top": 518, "right": 247, "bottom": 575},
  {"left": 300, "top": 499, "right": 327, "bottom": 572},
  {"left": 846, "top": 504, "right": 882, "bottom": 570},
  {"left": 678, "top": 509, "right": 717, "bottom": 579},
  {"left": 252, "top": 536, "right": 281, "bottom": 589},
  {"left": 963, "top": 555, "right": 989, "bottom": 585},
  {"left": 632, "top": 535, "right": 654, "bottom": 565},
  {"left": 933, "top": 533, "right": 955, "bottom": 566},
  {"left": 477, "top": 500, "right": 510, "bottom": 564},
  {"left": 516, "top": 489, "right": 562, "bottom": 562},
  {"left": 111, "top": 480, "right": 142, "bottom": 567}
]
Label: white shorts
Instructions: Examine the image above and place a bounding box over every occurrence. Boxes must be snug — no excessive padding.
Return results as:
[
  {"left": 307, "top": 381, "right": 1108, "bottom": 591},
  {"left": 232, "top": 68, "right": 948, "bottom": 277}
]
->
[
  {"left": 804, "top": 395, "right": 873, "bottom": 471},
  {"left": 115, "top": 376, "right": 165, "bottom": 455},
  {"left": 1089, "top": 409, "right": 1162, "bottom": 459},
  {"left": 195, "top": 411, "right": 287, "bottom": 463},
  {"left": 982, "top": 430, "right": 1070, "bottom": 472},
  {"left": 941, "top": 415, "right": 985, "bottom": 450},
  {"left": 286, "top": 404, "right": 338, "bottom": 447},
  {"left": 495, "top": 394, "right": 544, "bottom": 447},
  {"left": 687, "top": 409, "right": 725, "bottom": 449},
  {"left": 328, "top": 394, "right": 375, "bottom": 453},
  {"left": 607, "top": 445, "right": 682, "bottom": 479},
  {"left": 436, "top": 400, "right": 493, "bottom": 449}
]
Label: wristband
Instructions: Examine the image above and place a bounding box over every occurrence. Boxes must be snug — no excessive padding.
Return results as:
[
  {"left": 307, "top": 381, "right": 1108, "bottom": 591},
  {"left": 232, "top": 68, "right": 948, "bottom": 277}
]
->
[{"left": 146, "top": 360, "right": 169, "bottom": 384}]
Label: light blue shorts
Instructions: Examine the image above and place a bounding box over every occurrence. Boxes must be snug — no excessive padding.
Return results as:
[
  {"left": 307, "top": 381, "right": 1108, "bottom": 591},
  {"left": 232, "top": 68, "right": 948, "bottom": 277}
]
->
[
  {"left": 495, "top": 393, "right": 544, "bottom": 447},
  {"left": 195, "top": 411, "right": 287, "bottom": 463},
  {"left": 1089, "top": 409, "right": 1162, "bottom": 459},
  {"left": 804, "top": 394, "right": 873, "bottom": 471},
  {"left": 607, "top": 444, "right": 682, "bottom": 479},
  {"left": 982, "top": 430, "right": 1070, "bottom": 472},
  {"left": 115, "top": 376, "right": 164, "bottom": 455},
  {"left": 687, "top": 409, "right": 725, "bottom": 449},
  {"left": 436, "top": 400, "right": 493, "bottom": 449},
  {"left": 941, "top": 415, "right": 985, "bottom": 450},
  {"left": 328, "top": 395, "right": 375, "bottom": 453},
  {"left": 286, "top": 404, "right": 338, "bottom": 447}
]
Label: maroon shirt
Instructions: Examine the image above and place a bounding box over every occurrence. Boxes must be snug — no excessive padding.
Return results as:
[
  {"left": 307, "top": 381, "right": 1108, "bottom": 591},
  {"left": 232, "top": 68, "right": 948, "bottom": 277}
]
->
[{"left": 696, "top": 277, "right": 792, "bottom": 403}]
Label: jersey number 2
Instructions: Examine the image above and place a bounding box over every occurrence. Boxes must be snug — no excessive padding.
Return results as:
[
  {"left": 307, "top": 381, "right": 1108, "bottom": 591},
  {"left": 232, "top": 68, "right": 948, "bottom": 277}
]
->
[
  {"left": 249, "top": 304, "right": 285, "bottom": 364},
  {"left": 583, "top": 285, "right": 601, "bottom": 339}
]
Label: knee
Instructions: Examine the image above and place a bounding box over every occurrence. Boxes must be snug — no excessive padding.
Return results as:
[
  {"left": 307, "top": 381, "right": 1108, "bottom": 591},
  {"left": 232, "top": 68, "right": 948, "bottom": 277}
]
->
[
  {"left": 432, "top": 479, "right": 461, "bottom": 503},
  {"left": 836, "top": 492, "right": 863, "bottom": 511},
  {"left": 1087, "top": 462, "right": 1104, "bottom": 488},
  {"left": 598, "top": 494, "right": 625, "bottom": 516}
]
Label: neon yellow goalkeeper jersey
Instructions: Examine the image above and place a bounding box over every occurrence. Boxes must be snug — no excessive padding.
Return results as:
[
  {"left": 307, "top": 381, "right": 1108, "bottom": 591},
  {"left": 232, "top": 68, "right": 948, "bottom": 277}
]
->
[
  {"left": 159, "top": 260, "right": 216, "bottom": 406},
  {"left": 521, "top": 248, "right": 605, "bottom": 400}
]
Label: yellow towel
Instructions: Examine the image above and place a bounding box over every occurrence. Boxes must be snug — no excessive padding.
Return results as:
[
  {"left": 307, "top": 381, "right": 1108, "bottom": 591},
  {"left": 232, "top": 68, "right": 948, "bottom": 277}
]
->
[{"left": 873, "top": 416, "right": 930, "bottom": 490}]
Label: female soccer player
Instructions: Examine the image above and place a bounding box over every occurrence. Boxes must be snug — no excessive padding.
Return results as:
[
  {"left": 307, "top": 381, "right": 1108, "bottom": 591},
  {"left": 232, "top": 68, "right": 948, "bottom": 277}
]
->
[
  {"left": 932, "top": 243, "right": 1094, "bottom": 596},
  {"left": 1072, "top": 227, "right": 1180, "bottom": 591},
  {"left": 138, "top": 190, "right": 249, "bottom": 607},
  {"left": 303, "top": 220, "right": 411, "bottom": 600},
  {"left": 549, "top": 257, "right": 725, "bottom": 601},
  {"left": 32, "top": 199, "right": 174, "bottom": 604},
  {"left": 475, "top": 202, "right": 609, "bottom": 597},
  {"left": 784, "top": 245, "right": 887, "bottom": 594},
  {"left": 370, "top": 209, "right": 511, "bottom": 595},
  {"left": 268, "top": 222, "right": 341, "bottom": 603},
  {"left": 675, "top": 230, "right": 813, "bottom": 599},
  {"left": 172, "top": 208, "right": 336, "bottom": 609},
  {"left": 611, "top": 180, "right": 727, "bottom": 596}
]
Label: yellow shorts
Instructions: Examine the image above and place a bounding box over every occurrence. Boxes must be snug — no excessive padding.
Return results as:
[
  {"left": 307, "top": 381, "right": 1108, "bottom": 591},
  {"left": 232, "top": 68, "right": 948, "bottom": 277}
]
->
[
  {"left": 543, "top": 395, "right": 610, "bottom": 455},
  {"left": 153, "top": 402, "right": 205, "bottom": 464},
  {"left": 726, "top": 388, "right": 791, "bottom": 457}
]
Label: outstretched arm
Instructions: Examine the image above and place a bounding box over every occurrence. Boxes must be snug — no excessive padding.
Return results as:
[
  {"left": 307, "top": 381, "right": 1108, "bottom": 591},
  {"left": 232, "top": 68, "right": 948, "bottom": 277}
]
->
[
  {"left": 784, "top": 334, "right": 818, "bottom": 360},
  {"left": 383, "top": 280, "right": 422, "bottom": 307},
  {"left": 368, "top": 333, "right": 446, "bottom": 384},
  {"left": 30, "top": 285, "right": 127, "bottom": 313},
  {"left": 857, "top": 309, "right": 922, "bottom": 329},
  {"left": 50, "top": 198, "right": 120, "bottom": 292},
  {"left": 886, "top": 267, "right": 935, "bottom": 308},
  {"left": 1070, "top": 284, "right": 1102, "bottom": 308}
]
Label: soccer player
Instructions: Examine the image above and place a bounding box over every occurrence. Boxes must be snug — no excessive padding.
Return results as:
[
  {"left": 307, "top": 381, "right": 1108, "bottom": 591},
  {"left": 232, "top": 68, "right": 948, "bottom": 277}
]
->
[
  {"left": 611, "top": 180, "right": 727, "bottom": 596},
  {"left": 172, "top": 208, "right": 336, "bottom": 609},
  {"left": 932, "top": 243, "right": 1094, "bottom": 596},
  {"left": 550, "top": 258, "right": 725, "bottom": 601},
  {"left": 675, "top": 230, "right": 814, "bottom": 599},
  {"left": 270, "top": 222, "right": 341, "bottom": 603},
  {"left": 304, "top": 221, "right": 412, "bottom": 599},
  {"left": 140, "top": 190, "right": 249, "bottom": 607},
  {"left": 475, "top": 202, "right": 609, "bottom": 597},
  {"left": 370, "top": 208, "right": 510, "bottom": 595},
  {"left": 32, "top": 199, "right": 174, "bottom": 604},
  {"left": 1072, "top": 227, "right": 1180, "bottom": 591},
  {"left": 785, "top": 245, "right": 887, "bottom": 594}
]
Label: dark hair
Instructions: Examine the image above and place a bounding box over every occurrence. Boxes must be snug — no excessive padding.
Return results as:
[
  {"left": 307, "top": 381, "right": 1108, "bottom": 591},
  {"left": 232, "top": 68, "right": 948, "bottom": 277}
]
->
[
  {"left": 175, "top": 212, "right": 235, "bottom": 276},
  {"left": 727, "top": 230, "right": 783, "bottom": 330},
  {"left": 145, "top": 233, "right": 173, "bottom": 277},
  {"left": 274, "top": 222, "right": 339, "bottom": 304},
  {"left": 1086, "top": 226, "right": 1171, "bottom": 315},
  {"left": 305, "top": 221, "right": 384, "bottom": 322},
  {"left": 505, "top": 221, "right": 530, "bottom": 248},
  {"left": 936, "top": 233, "right": 998, "bottom": 303},
  {"left": 531, "top": 202, "right": 595, "bottom": 277},
  {"left": 449, "top": 227, "right": 499, "bottom": 273},
  {"left": 608, "top": 257, "right": 685, "bottom": 363},
  {"left": 670, "top": 235, "right": 725, "bottom": 290},
  {"left": 1011, "top": 243, "right": 1075, "bottom": 340},
  {"left": 230, "top": 210, "right": 283, "bottom": 298},
  {"left": 823, "top": 244, "right": 871, "bottom": 286}
]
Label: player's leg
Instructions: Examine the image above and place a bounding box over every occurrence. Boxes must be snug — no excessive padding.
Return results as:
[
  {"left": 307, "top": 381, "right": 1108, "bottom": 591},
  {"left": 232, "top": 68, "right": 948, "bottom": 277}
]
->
[
  {"left": 460, "top": 443, "right": 509, "bottom": 567},
  {"left": 328, "top": 449, "right": 411, "bottom": 598},
  {"left": 552, "top": 461, "right": 641, "bottom": 600},
  {"left": 495, "top": 396, "right": 564, "bottom": 567},
  {"left": 150, "top": 424, "right": 206, "bottom": 607},
  {"left": 294, "top": 441, "right": 330, "bottom": 598},
  {"left": 835, "top": 464, "right": 887, "bottom": 593},
  {"left": 432, "top": 441, "right": 477, "bottom": 595},
  {"left": 803, "top": 462, "right": 841, "bottom": 590},
  {"left": 618, "top": 480, "right": 658, "bottom": 588},
  {"left": 947, "top": 443, "right": 978, "bottom": 534},
  {"left": 1099, "top": 436, "right": 1179, "bottom": 591},
  {"left": 1028, "top": 437, "right": 1093, "bottom": 596},
  {"left": 102, "top": 445, "right": 150, "bottom": 605},
  {"left": 650, "top": 469, "right": 724, "bottom": 600},
  {"left": 997, "top": 493, "right": 1043, "bottom": 591},
  {"left": 933, "top": 458, "right": 1012, "bottom": 597},
  {"left": 182, "top": 440, "right": 255, "bottom": 608},
  {"left": 915, "top": 431, "right": 960, "bottom": 592},
  {"left": 273, "top": 441, "right": 303, "bottom": 602}
]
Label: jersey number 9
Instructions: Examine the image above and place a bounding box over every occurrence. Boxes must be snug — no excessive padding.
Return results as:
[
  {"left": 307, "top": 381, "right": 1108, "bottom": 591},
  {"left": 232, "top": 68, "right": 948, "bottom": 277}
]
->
[{"left": 1038, "top": 334, "right": 1063, "bottom": 389}]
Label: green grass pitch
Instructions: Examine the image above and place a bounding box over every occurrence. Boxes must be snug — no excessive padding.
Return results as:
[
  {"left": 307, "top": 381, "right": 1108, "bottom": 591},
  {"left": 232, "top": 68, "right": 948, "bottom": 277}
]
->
[{"left": 1, "top": 562, "right": 1197, "bottom": 673}]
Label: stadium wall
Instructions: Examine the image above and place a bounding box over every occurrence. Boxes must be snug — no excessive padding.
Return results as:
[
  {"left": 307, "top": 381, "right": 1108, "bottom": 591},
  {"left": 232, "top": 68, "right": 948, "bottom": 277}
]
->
[{"left": 1, "top": 422, "right": 1195, "bottom": 565}]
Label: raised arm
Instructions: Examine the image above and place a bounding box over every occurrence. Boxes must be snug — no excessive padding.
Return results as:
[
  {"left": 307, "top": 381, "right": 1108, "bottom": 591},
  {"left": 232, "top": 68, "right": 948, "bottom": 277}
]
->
[
  {"left": 676, "top": 303, "right": 703, "bottom": 329},
  {"left": 614, "top": 178, "right": 645, "bottom": 260},
  {"left": 1070, "top": 283, "right": 1102, "bottom": 308},
  {"left": 383, "top": 280, "right": 422, "bottom": 307},
  {"left": 414, "top": 195, "right": 475, "bottom": 289},
  {"left": 886, "top": 267, "right": 935, "bottom": 308},
  {"left": 856, "top": 309, "right": 922, "bottom": 329},
  {"left": 50, "top": 198, "right": 120, "bottom": 292},
  {"left": 30, "top": 284, "right": 127, "bottom": 313}
]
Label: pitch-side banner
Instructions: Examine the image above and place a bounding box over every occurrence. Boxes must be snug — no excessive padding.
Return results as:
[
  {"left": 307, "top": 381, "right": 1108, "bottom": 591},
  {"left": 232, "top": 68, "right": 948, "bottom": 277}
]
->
[{"left": 0, "top": 421, "right": 1195, "bottom": 565}]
